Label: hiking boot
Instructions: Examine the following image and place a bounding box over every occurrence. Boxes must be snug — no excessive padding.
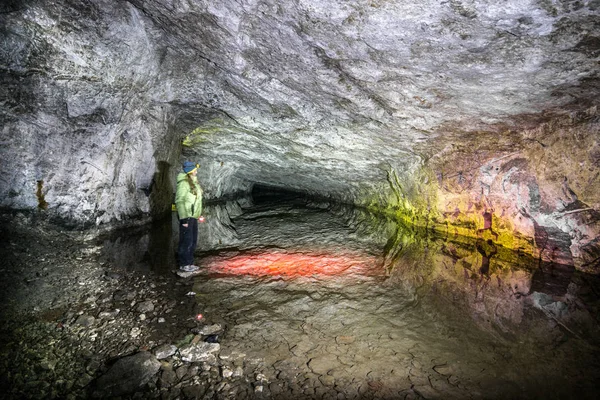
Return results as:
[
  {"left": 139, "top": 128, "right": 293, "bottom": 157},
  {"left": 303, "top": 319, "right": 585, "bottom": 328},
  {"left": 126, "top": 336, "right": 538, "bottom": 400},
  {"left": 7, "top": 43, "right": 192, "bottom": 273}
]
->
[{"left": 180, "top": 265, "right": 200, "bottom": 272}]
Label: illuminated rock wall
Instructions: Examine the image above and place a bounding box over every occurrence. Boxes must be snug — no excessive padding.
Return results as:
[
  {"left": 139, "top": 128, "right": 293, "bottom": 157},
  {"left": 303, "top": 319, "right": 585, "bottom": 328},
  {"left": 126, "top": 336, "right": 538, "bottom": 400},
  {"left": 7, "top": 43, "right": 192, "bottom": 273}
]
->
[{"left": 371, "top": 111, "right": 600, "bottom": 270}]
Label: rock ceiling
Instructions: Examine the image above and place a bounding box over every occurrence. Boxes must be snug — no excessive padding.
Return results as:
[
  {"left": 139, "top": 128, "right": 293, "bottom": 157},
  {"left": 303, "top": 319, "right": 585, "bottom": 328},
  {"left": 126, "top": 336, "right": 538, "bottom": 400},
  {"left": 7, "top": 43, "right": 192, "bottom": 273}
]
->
[{"left": 133, "top": 0, "right": 599, "bottom": 195}]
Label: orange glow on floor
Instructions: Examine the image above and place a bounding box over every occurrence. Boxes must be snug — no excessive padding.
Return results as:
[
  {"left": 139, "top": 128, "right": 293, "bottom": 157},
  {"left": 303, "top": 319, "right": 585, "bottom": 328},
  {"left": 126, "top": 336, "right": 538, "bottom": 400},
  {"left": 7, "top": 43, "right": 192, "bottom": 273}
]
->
[{"left": 202, "top": 250, "right": 382, "bottom": 278}]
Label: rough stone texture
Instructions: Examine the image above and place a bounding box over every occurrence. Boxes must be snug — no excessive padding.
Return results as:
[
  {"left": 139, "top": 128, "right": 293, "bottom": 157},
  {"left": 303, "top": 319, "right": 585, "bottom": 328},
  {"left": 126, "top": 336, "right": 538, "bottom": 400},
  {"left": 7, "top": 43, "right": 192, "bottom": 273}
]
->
[
  {"left": 0, "top": 1, "right": 598, "bottom": 266},
  {"left": 154, "top": 344, "right": 177, "bottom": 360},
  {"left": 199, "top": 324, "right": 224, "bottom": 336},
  {"left": 136, "top": 299, "right": 155, "bottom": 313},
  {"left": 424, "top": 113, "right": 600, "bottom": 268},
  {"left": 179, "top": 342, "right": 221, "bottom": 363},
  {"left": 92, "top": 351, "right": 161, "bottom": 398},
  {"left": 0, "top": 0, "right": 179, "bottom": 227}
]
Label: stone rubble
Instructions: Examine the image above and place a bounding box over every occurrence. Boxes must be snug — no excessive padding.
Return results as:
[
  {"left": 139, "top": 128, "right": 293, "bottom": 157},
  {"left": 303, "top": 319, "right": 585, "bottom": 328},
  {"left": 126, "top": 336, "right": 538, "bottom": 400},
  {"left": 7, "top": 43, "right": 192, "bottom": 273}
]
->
[{"left": 0, "top": 213, "right": 276, "bottom": 399}]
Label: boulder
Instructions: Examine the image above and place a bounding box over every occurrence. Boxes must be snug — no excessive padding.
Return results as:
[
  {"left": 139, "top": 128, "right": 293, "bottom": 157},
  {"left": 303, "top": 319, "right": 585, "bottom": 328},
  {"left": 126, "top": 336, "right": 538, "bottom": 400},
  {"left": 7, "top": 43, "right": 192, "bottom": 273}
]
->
[
  {"left": 91, "top": 351, "right": 160, "bottom": 398},
  {"left": 179, "top": 342, "right": 220, "bottom": 363}
]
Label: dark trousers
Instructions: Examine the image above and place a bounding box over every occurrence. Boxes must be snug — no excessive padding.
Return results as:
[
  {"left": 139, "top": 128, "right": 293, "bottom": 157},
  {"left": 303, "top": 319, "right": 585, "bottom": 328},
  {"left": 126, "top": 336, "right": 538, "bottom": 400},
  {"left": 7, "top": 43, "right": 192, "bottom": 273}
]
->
[{"left": 178, "top": 218, "right": 198, "bottom": 267}]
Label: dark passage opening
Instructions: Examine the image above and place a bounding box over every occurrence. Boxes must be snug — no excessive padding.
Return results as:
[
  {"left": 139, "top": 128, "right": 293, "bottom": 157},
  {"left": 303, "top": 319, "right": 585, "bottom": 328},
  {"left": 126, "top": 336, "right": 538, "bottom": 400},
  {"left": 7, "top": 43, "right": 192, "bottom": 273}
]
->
[{"left": 250, "top": 184, "right": 310, "bottom": 205}]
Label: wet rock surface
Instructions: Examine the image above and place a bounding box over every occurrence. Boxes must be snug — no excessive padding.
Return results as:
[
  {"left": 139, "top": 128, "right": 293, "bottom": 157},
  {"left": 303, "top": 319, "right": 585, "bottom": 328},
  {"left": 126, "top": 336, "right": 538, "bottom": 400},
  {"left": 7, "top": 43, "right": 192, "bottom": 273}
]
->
[
  {"left": 1, "top": 196, "right": 600, "bottom": 399},
  {"left": 0, "top": 212, "right": 218, "bottom": 399}
]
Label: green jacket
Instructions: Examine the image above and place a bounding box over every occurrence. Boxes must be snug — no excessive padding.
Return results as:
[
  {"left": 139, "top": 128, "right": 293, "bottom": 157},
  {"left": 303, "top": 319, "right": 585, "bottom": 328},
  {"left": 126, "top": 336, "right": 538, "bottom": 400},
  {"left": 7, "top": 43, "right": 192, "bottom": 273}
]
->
[{"left": 175, "top": 172, "right": 203, "bottom": 220}]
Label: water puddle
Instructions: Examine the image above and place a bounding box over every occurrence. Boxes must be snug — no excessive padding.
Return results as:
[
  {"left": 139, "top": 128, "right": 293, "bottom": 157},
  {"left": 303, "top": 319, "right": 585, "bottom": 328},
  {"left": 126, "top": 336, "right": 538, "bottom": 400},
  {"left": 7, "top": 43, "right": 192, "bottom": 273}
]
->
[{"left": 99, "top": 193, "right": 600, "bottom": 399}]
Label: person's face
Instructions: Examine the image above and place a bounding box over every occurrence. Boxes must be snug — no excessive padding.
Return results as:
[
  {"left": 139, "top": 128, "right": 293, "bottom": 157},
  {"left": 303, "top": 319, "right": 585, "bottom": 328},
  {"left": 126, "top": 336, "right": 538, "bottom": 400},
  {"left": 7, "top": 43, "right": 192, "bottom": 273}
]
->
[{"left": 190, "top": 169, "right": 197, "bottom": 176}]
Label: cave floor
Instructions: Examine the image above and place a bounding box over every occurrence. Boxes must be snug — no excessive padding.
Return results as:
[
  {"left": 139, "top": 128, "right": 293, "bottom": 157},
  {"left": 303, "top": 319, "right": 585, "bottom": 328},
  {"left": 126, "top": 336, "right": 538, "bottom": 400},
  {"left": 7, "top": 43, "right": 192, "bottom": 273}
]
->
[{"left": 1, "top": 199, "right": 600, "bottom": 399}]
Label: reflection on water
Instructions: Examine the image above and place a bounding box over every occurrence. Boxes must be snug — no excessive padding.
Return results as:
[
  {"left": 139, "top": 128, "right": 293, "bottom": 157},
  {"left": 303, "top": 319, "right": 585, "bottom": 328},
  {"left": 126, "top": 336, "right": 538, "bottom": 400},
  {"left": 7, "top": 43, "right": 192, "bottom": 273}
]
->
[
  {"left": 202, "top": 250, "right": 383, "bottom": 278},
  {"left": 99, "top": 194, "right": 600, "bottom": 399},
  {"left": 98, "top": 217, "right": 179, "bottom": 273}
]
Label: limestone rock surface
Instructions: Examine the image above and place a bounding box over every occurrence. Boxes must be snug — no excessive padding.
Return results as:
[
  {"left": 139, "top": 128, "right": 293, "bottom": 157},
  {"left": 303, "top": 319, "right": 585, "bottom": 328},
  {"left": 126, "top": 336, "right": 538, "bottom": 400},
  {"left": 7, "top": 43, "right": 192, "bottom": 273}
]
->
[{"left": 0, "top": 0, "right": 598, "bottom": 266}]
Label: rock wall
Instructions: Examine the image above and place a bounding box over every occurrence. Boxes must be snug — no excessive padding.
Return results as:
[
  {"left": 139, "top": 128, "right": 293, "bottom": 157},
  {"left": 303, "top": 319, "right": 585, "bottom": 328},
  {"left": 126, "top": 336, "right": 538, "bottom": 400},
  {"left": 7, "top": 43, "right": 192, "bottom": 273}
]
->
[
  {"left": 372, "top": 110, "right": 600, "bottom": 270},
  {"left": 0, "top": 1, "right": 179, "bottom": 227}
]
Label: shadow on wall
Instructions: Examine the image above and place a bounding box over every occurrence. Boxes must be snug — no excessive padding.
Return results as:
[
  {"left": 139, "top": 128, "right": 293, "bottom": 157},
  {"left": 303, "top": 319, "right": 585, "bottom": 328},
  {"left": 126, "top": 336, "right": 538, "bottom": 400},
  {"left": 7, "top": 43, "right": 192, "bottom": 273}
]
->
[{"left": 147, "top": 161, "right": 173, "bottom": 220}]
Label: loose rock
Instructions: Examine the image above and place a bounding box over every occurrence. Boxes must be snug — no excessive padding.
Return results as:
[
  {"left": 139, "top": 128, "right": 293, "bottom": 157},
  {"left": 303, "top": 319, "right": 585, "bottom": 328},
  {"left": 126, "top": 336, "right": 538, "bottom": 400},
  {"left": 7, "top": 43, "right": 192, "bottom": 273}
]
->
[
  {"left": 179, "top": 342, "right": 220, "bottom": 363},
  {"left": 137, "top": 300, "right": 154, "bottom": 313},
  {"left": 154, "top": 344, "right": 177, "bottom": 360},
  {"left": 92, "top": 351, "right": 160, "bottom": 398}
]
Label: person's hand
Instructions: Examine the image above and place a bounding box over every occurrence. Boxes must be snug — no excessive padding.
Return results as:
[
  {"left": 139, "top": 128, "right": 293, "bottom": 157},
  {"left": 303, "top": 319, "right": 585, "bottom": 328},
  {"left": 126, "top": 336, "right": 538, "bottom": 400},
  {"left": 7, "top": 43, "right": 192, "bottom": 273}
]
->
[
  {"left": 182, "top": 223, "right": 189, "bottom": 228},
  {"left": 198, "top": 216, "right": 205, "bottom": 223}
]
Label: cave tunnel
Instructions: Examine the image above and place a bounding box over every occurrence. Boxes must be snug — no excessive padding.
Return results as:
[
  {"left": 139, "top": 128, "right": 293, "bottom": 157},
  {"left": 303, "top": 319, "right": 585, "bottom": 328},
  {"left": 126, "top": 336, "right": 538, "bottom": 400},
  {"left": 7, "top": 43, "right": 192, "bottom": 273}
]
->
[{"left": 1, "top": 0, "right": 600, "bottom": 399}]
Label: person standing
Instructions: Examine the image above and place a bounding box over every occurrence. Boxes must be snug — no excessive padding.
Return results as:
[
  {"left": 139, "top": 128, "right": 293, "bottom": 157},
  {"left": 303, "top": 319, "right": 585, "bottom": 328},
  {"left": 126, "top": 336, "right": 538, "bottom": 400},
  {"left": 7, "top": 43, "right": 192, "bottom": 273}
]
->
[{"left": 175, "top": 161, "right": 203, "bottom": 272}]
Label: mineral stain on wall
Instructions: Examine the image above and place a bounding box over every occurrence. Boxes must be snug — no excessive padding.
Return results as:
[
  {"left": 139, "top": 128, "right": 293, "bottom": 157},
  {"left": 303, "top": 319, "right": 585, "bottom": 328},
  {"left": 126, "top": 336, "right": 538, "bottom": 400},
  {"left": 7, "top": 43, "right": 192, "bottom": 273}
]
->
[{"left": 36, "top": 180, "right": 48, "bottom": 210}]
